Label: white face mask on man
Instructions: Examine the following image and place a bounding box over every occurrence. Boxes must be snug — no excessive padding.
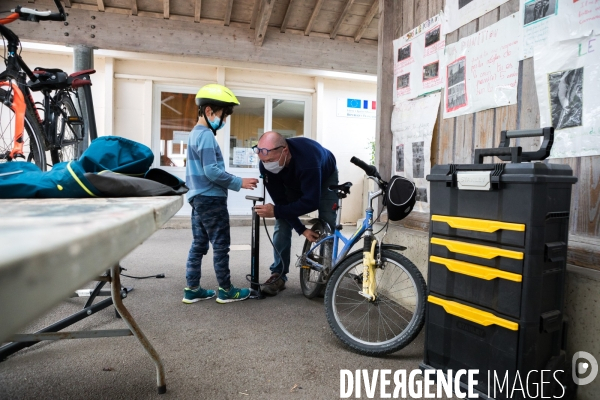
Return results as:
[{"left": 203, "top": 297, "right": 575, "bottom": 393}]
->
[{"left": 263, "top": 149, "right": 287, "bottom": 174}]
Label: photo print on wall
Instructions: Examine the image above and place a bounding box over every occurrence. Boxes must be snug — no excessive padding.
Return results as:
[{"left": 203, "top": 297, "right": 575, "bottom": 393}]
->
[
  {"left": 459, "top": 0, "right": 475, "bottom": 9},
  {"left": 412, "top": 141, "right": 425, "bottom": 179},
  {"left": 524, "top": 0, "right": 557, "bottom": 26},
  {"left": 399, "top": 44, "right": 412, "bottom": 62},
  {"left": 425, "top": 25, "right": 441, "bottom": 48},
  {"left": 446, "top": 57, "right": 467, "bottom": 111},
  {"left": 396, "top": 144, "right": 405, "bottom": 172},
  {"left": 548, "top": 67, "right": 584, "bottom": 130},
  {"left": 398, "top": 73, "right": 410, "bottom": 89},
  {"left": 423, "top": 61, "right": 440, "bottom": 81}
]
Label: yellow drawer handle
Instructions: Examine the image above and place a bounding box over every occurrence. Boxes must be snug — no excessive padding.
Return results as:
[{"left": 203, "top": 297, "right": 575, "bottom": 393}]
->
[
  {"left": 428, "top": 295, "right": 519, "bottom": 331},
  {"left": 432, "top": 215, "right": 525, "bottom": 233},
  {"left": 430, "top": 256, "right": 522, "bottom": 282},
  {"left": 431, "top": 237, "right": 524, "bottom": 260}
]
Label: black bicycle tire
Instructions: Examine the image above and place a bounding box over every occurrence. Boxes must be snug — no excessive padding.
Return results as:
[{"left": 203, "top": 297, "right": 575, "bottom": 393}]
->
[
  {"left": 324, "top": 249, "right": 427, "bottom": 356},
  {"left": 50, "top": 94, "right": 82, "bottom": 165},
  {"left": 0, "top": 88, "right": 47, "bottom": 171},
  {"left": 299, "top": 221, "right": 327, "bottom": 299}
]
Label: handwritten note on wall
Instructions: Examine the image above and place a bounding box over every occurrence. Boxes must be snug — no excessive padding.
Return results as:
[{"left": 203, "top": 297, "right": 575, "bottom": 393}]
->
[
  {"left": 443, "top": 13, "right": 520, "bottom": 119},
  {"left": 550, "top": 0, "right": 600, "bottom": 43},
  {"left": 391, "top": 92, "right": 441, "bottom": 213}
]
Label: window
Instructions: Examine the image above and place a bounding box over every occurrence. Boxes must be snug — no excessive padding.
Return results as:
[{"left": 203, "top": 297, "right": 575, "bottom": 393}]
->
[{"left": 228, "top": 95, "right": 307, "bottom": 169}]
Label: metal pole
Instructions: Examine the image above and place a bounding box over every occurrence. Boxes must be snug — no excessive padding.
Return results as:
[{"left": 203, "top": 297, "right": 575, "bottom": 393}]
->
[
  {"left": 251, "top": 200, "right": 260, "bottom": 292},
  {"left": 73, "top": 45, "right": 94, "bottom": 157}
]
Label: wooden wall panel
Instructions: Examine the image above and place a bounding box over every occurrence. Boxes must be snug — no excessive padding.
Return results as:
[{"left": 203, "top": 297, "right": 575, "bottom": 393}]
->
[{"left": 577, "top": 156, "right": 600, "bottom": 236}]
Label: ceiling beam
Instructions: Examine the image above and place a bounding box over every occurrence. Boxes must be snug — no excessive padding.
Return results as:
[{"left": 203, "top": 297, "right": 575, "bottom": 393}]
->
[
  {"left": 131, "top": 0, "right": 137, "bottom": 16},
  {"left": 224, "top": 0, "right": 234, "bottom": 26},
  {"left": 194, "top": 0, "right": 201, "bottom": 22},
  {"left": 163, "top": 0, "right": 169, "bottom": 19},
  {"left": 354, "top": 0, "right": 378, "bottom": 43},
  {"left": 280, "top": 0, "right": 295, "bottom": 33},
  {"left": 255, "top": 0, "right": 275, "bottom": 46},
  {"left": 7, "top": 1, "right": 377, "bottom": 75},
  {"left": 97, "top": 0, "right": 105, "bottom": 12},
  {"left": 304, "top": 0, "right": 325, "bottom": 36},
  {"left": 330, "top": 0, "right": 355, "bottom": 39},
  {"left": 250, "top": 0, "right": 260, "bottom": 29}
]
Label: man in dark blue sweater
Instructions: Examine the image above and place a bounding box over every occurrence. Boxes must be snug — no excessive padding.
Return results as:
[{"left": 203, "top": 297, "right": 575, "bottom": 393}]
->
[{"left": 254, "top": 131, "right": 338, "bottom": 296}]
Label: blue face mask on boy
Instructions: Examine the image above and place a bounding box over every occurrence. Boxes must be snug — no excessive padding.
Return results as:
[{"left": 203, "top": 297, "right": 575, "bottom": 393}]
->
[{"left": 209, "top": 116, "right": 226, "bottom": 131}]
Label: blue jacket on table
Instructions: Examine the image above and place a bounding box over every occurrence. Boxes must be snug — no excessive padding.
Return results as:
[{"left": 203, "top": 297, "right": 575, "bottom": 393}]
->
[{"left": 259, "top": 137, "right": 336, "bottom": 235}]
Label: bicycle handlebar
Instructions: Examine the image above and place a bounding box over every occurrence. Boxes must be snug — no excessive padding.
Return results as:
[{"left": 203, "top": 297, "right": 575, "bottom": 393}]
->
[
  {"left": 8, "top": 0, "right": 66, "bottom": 23},
  {"left": 350, "top": 156, "right": 381, "bottom": 180}
]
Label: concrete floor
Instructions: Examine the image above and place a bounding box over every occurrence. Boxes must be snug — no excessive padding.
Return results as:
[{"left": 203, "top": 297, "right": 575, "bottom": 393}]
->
[{"left": 0, "top": 226, "right": 440, "bottom": 400}]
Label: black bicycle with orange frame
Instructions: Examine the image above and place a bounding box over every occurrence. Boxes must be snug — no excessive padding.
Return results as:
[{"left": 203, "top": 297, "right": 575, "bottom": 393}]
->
[{"left": 0, "top": 0, "right": 97, "bottom": 170}]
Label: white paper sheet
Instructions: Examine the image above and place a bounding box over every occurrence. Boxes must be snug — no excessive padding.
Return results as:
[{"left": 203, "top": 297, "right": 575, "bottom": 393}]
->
[
  {"left": 445, "top": 0, "right": 510, "bottom": 33},
  {"left": 443, "top": 13, "right": 521, "bottom": 119},
  {"left": 391, "top": 92, "right": 441, "bottom": 213},
  {"left": 393, "top": 13, "right": 446, "bottom": 103},
  {"left": 534, "top": 34, "right": 600, "bottom": 158},
  {"left": 549, "top": 0, "right": 600, "bottom": 43},
  {"left": 520, "top": 0, "right": 558, "bottom": 59}
]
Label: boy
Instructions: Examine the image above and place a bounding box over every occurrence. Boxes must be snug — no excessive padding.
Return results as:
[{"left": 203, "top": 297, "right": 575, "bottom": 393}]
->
[{"left": 183, "top": 84, "right": 258, "bottom": 304}]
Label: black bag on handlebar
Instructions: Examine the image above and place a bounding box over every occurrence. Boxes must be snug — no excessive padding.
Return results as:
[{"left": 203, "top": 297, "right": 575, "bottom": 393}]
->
[{"left": 385, "top": 175, "right": 416, "bottom": 221}]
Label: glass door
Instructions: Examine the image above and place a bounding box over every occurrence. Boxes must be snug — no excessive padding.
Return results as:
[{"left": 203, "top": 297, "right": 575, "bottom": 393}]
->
[{"left": 225, "top": 92, "right": 310, "bottom": 215}]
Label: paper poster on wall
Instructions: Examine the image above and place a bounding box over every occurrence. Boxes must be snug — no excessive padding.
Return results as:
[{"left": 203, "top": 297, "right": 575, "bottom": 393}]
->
[
  {"left": 443, "top": 13, "right": 520, "bottom": 119},
  {"left": 520, "top": 0, "right": 558, "bottom": 59},
  {"left": 391, "top": 92, "right": 441, "bottom": 213},
  {"left": 232, "top": 147, "right": 258, "bottom": 166},
  {"left": 549, "top": 0, "right": 600, "bottom": 43},
  {"left": 445, "top": 0, "right": 510, "bottom": 33},
  {"left": 393, "top": 13, "right": 446, "bottom": 103},
  {"left": 534, "top": 34, "right": 600, "bottom": 158},
  {"left": 336, "top": 98, "right": 376, "bottom": 119}
]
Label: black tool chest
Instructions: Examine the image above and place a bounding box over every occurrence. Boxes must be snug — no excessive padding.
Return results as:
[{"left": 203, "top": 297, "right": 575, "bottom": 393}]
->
[{"left": 420, "top": 128, "right": 578, "bottom": 399}]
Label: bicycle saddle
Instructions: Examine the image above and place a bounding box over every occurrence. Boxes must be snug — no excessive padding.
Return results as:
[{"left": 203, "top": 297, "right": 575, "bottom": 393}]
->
[
  {"left": 329, "top": 182, "right": 352, "bottom": 196},
  {"left": 27, "top": 67, "right": 69, "bottom": 91}
]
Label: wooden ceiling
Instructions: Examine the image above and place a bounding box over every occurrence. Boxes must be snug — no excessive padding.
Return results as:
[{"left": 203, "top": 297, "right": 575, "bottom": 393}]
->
[
  {"left": 5, "top": 0, "right": 380, "bottom": 74},
  {"left": 63, "top": 0, "right": 380, "bottom": 45}
]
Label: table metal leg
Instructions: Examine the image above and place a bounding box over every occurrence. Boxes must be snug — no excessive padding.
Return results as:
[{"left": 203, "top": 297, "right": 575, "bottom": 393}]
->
[{"left": 110, "top": 264, "right": 166, "bottom": 394}]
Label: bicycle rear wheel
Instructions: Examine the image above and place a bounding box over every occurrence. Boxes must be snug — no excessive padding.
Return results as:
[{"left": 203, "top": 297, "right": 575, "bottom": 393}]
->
[
  {"left": 0, "top": 88, "right": 46, "bottom": 170},
  {"left": 299, "top": 221, "right": 329, "bottom": 299},
  {"left": 324, "top": 249, "right": 426, "bottom": 356},
  {"left": 50, "top": 94, "right": 83, "bottom": 165}
]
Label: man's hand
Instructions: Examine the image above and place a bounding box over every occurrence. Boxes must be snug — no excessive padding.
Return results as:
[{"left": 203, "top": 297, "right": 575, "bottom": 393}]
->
[
  {"left": 242, "top": 178, "right": 259, "bottom": 189},
  {"left": 302, "top": 229, "right": 320, "bottom": 243},
  {"left": 254, "top": 203, "right": 275, "bottom": 218}
]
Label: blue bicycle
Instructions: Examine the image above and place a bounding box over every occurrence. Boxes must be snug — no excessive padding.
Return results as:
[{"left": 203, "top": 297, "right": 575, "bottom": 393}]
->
[{"left": 297, "top": 157, "right": 427, "bottom": 356}]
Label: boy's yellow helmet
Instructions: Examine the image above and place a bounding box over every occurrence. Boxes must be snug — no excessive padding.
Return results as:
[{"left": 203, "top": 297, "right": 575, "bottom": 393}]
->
[{"left": 195, "top": 84, "right": 240, "bottom": 107}]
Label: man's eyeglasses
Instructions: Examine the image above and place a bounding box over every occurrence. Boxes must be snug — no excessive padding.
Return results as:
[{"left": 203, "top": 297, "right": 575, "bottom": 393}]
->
[{"left": 252, "top": 145, "right": 284, "bottom": 156}]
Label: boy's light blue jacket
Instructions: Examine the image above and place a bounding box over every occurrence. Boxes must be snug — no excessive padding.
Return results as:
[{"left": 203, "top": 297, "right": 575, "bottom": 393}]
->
[{"left": 185, "top": 125, "right": 242, "bottom": 201}]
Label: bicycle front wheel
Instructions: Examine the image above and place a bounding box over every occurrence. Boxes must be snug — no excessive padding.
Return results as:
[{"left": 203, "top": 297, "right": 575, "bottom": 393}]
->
[
  {"left": 50, "top": 94, "right": 82, "bottom": 165},
  {"left": 0, "top": 88, "right": 46, "bottom": 170},
  {"left": 324, "top": 249, "right": 426, "bottom": 356}
]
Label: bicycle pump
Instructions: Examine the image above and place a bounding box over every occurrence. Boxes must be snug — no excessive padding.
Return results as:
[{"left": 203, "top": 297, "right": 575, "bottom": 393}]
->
[{"left": 246, "top": 194, "right": 266, "bottom": 299}]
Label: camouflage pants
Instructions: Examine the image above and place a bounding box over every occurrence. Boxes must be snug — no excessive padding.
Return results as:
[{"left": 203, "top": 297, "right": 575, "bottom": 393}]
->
[{"left": 186, "top": 195, "right": 231, "bottom": 289}]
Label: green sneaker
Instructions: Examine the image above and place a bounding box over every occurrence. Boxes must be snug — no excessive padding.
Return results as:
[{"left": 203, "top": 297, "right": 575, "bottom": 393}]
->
[
  {"left": 216, "top": 285, "right": 250, "bottom": 304},
  {"left": 182, "top": 287, "right": 216, "bottom": 304}
]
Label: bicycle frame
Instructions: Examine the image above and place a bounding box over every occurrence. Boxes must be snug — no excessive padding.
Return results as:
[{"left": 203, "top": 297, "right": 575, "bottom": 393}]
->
[{"left": 304, "top": 178, "right": 383, "bottom": 271}]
